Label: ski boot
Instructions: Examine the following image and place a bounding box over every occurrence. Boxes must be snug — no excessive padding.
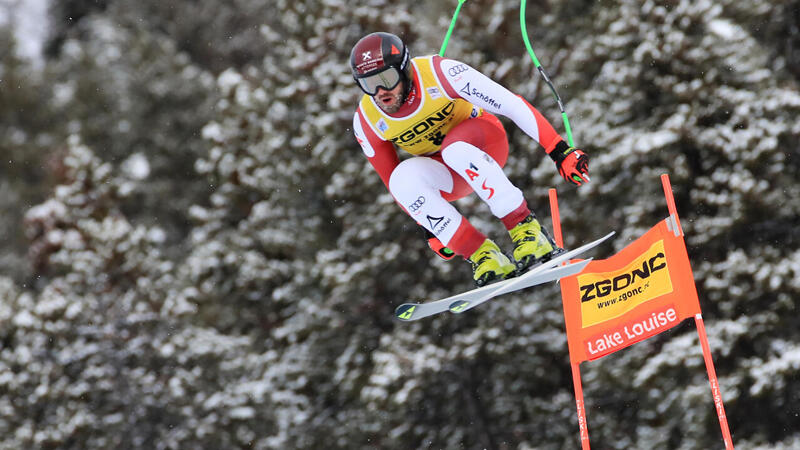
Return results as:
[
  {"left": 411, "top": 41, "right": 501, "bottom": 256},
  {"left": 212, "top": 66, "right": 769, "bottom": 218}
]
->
[
  {"left": 508, "top": 214, "right": 564, "bottom": 273},
  {"left": 468, "top": 239, "right": 516, "bottom": 287}
]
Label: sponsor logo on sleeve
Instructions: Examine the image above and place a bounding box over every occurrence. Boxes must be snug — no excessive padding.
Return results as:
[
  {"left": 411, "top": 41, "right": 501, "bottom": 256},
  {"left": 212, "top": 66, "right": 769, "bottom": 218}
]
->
[
  {"left": 408, "top": 196, "right": 426, "bottom": 215},
  {"left": 427, "top": 214, "right": 452, "bottom": 236},
  {"left": 445, "top": 63, "right": 470, "bottom": 83},
  {"left": 447, "top": 64, "right": 469, "bottom": 77},
  {"left": 458, "top": 82, "right": 501, "bottom": 109},
  {"left": 459, "top": 82, "right": 472, "bottom": 98}
]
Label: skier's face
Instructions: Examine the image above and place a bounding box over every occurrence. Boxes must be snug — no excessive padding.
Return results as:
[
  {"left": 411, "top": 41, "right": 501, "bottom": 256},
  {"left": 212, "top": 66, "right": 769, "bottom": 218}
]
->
[{"left": 374, "top": 82, "right": 404, "bottom": 114}]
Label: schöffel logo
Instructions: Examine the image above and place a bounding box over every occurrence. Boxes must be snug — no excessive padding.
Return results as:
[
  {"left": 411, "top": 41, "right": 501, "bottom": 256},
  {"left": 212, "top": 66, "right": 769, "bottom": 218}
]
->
[
  {"left": 390, "top": 102, "right": 455, "bottom": 145},
  {"left": 426, "top": 215, "right": 451, "bottom": 236},
  {"left": 427, "top": 215, "right": 443, "bottom": 230},
  {"left": 459, "top": 82, "right": 502, "bottom": 109}
]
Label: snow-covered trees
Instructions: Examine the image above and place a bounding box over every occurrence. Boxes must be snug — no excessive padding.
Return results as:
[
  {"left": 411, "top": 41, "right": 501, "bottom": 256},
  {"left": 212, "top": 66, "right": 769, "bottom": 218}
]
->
[{"left": 1, "top": 0, "right": 799, "bottom": 448}]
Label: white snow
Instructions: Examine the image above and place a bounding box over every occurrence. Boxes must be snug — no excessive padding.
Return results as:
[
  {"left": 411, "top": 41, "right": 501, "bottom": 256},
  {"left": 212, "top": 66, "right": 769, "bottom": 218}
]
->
[
  {"left": 708, "top": 19, "right": 742, "bottom": 41},
  {"left": 24, "top": 199, "right": 67, "bottom": 225},
  {"left": 201, "top": 122, "right": 224, "bottom": 142},
  {"left": 217, "top": 68, "right": 243, "bottom": 95},
  {"left": 0, "top": 0, "right": 50, "bottom": 67},
  {"left": 121, "top": 153, "right": 151, "bottom": 180}
]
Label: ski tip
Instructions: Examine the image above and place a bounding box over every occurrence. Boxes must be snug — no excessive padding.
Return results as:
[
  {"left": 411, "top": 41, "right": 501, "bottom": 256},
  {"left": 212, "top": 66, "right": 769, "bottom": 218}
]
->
[
  {"left": 449, "top": 300, "right": 470, "bottom": 314},
  {"left": 395, "top": 304, "right": 418, "bottom": 321}
]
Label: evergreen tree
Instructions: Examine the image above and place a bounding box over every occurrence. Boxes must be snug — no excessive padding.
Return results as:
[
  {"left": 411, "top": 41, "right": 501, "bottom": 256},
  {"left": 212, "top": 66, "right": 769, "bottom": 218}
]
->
[
  {"left": 0, "top": 0, "right": 798, "bottom": 448},
  {"left": 5, "top": 137, "right": 296, "bottom": 449},
  {"left": 44, "top": 5, "right": 218, "bottom": 244},
  {"left": 0, "top": 25, "right": 59, "bottom": 282}
]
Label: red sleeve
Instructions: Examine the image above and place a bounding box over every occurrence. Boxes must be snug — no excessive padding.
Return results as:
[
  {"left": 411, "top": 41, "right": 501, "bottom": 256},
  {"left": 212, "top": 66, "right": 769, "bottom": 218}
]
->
[
  {"left": 354, "top": 109, "right": 399, "bottom": 190},
  {"left": 517, "top": 95, "right": 563, "bottom": 153},
  {"left": 431, "top": 55, "right": 565, "bottom": 153}
]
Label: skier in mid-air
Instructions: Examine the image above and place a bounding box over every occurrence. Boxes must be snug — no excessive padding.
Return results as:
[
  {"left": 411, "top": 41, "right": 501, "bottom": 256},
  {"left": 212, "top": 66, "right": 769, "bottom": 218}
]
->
[{"left": 350, "top": 32, "right": 590, "bottom": 287}]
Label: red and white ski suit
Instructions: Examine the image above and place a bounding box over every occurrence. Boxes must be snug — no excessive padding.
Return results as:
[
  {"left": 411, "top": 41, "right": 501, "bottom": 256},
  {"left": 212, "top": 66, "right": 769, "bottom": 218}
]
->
[{"left": 353, "top": 55, "right": 564, "bottom": 258}]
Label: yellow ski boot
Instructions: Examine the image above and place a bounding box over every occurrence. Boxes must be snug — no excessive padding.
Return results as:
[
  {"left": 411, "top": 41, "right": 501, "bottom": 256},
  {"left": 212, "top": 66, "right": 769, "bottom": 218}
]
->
[
  {"left": 509, "top": 214, "right": 564, "bottom": 273},
  {"left": 468, "top": 239, "right": 516, "bottom": 287}
]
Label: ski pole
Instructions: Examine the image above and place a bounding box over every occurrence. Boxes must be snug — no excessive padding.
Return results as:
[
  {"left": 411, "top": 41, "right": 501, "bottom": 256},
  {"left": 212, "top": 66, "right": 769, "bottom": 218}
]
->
[
  {"left": 520, "top": 0, "right": 575, "bottom": 146},
  {"left": 440, "top": 0, "right": 468, "bottom": 56}
]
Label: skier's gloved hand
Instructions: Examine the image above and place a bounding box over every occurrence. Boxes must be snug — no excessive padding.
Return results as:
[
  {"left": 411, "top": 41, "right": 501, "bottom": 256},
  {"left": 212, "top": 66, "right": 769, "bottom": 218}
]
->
[
  {"left": 423, "top": 228, "right": 455, "bottom": 260},
  {"left": 548, "top": 140, "right": 590, "bottom": 186}
]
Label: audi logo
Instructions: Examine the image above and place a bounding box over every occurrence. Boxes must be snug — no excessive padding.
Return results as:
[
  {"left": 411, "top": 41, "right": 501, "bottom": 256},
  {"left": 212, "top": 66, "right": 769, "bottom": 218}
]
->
[
  {"left": 447, "top": 64, "right": 469, "bottom": 77},
  {"left": 408, "top": 196, "right": 426, "bottom": 213}
]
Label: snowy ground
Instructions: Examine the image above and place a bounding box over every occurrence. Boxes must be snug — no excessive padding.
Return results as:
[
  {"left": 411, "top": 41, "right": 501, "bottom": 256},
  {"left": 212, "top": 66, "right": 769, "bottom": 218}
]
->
[{"left": 0, "top": 0, "right": 50, "bottom": 66}]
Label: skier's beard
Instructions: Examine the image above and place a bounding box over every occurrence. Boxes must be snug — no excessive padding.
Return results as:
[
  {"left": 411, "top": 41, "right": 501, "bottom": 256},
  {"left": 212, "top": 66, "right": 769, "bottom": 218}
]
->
[{"left": 377, "top": 91, "right": 404, "bottom": 114}]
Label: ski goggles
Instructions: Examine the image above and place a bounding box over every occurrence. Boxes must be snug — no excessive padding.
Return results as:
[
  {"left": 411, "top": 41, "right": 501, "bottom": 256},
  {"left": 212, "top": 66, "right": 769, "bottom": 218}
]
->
[{"left": 355, "top": 66, "right": 403, "bottom": 96}]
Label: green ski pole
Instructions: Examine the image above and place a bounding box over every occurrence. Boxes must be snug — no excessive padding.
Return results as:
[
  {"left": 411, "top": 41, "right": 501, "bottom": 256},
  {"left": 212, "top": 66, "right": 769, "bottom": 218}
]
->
[
  {"left": 520, "top": 0, "right": 575, "bottom": 146},
  {"left": 440, "top": 0, "right": 468, "bottom": 56}
]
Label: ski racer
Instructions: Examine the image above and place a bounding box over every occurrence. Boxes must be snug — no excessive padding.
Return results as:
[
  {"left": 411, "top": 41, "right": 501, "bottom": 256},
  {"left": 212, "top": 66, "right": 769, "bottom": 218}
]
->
[{"left": 350, "top": 32, "right": 590, "bottom": 286}]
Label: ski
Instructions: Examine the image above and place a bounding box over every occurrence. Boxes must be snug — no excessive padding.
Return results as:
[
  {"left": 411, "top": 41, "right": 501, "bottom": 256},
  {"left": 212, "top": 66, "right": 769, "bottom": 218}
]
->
[
  {"left": 394, "top": 231, "right": 615, "bottom": 321},
  {"left": 395, "top": 261, "right": 588, "bottom": 321},
  {"left": 448, "top": 258, "right": 591, "bottom": 314}
]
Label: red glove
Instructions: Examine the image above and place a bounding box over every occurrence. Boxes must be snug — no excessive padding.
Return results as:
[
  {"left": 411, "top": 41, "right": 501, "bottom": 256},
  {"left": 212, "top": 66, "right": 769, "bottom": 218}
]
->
[{"left": 548, "top": 140, "right": 590, "bottom": 186}]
